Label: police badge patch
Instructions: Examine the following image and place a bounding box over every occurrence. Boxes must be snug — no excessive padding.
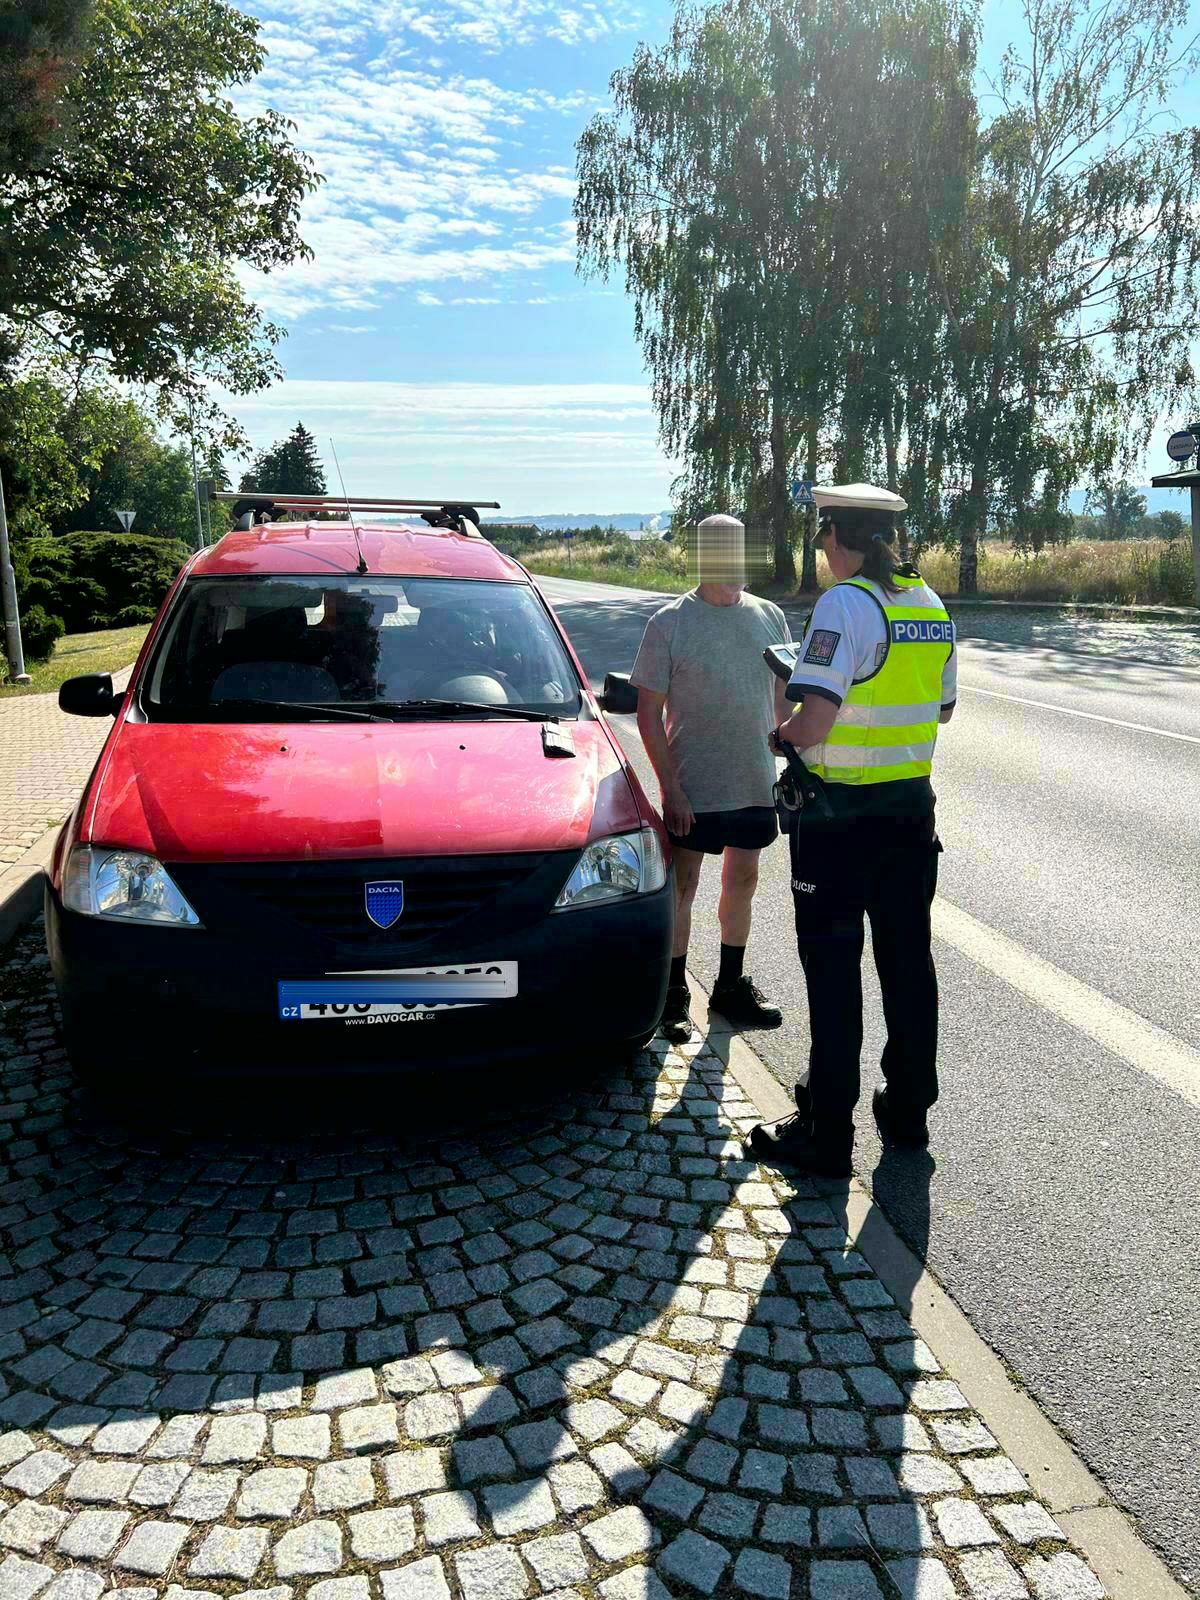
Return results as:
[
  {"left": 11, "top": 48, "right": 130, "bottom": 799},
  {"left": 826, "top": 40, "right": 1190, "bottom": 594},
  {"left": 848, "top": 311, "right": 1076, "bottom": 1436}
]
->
[{"left": 803, "top": 629, "right": 841, "bottom": 666}]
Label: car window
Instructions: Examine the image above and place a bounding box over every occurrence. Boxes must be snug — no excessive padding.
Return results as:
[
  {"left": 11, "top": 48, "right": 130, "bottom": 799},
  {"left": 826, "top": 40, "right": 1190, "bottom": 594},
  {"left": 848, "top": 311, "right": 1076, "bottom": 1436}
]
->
[{"left": 142, "top": 577, "right": 583, "bottom": 721}]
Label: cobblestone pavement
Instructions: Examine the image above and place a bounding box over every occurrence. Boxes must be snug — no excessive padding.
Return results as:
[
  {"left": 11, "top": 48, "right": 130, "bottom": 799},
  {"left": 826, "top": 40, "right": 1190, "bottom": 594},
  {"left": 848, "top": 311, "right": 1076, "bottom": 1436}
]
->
[
  {"left": 0, "top": 675, "right": 131, "bottom": 867},
  {"left": 0, "top": 926, "right": 1107, "bottom": 1600}
]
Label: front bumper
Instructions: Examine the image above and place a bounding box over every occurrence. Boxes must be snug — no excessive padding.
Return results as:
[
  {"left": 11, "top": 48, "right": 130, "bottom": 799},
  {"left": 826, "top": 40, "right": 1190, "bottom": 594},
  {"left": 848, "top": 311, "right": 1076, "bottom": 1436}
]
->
[{"left": 45, "top": 860, "right": 673, "bottom": 1076}]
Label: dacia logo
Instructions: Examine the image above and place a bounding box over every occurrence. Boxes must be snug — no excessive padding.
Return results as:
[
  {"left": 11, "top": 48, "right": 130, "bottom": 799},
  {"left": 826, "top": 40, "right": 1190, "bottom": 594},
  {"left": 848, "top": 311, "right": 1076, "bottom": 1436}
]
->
[{"left": 365, "top": 881, "right": 405, "bottom": 929}]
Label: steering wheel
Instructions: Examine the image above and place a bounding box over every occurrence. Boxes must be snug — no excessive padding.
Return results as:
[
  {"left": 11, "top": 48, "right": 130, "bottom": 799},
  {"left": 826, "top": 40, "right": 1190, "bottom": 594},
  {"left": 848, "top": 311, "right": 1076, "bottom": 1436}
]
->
[{"left": 410, "top": 667, "right": 513, "bottom": 703}]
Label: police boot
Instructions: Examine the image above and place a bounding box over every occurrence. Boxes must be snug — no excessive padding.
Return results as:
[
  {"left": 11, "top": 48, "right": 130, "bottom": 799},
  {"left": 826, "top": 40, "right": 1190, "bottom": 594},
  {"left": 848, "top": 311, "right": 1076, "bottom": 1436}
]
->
[{"left": 872, "top": 1087, "right": 930, "bottom": 1151}]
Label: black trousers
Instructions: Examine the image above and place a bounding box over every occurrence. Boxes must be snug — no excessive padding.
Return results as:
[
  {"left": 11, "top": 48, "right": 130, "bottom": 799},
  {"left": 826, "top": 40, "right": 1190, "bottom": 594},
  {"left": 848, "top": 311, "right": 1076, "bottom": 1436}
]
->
[{"left": 790, "top": 813, "right": 941, "bottom": 1157}]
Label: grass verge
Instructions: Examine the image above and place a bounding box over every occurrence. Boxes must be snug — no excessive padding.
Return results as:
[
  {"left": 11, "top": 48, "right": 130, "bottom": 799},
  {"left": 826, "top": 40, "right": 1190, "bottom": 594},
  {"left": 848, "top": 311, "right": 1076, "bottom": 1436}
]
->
[
  {"left": 503, "top": 533, "right": 1197, "bottom": 608},
  {"left": 0, "top": 624, "right": 150, "bottom": 698}
]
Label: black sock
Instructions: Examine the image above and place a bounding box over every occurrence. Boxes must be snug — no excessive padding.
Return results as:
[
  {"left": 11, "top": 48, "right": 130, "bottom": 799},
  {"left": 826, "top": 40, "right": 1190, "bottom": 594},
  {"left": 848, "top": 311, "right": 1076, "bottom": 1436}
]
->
[
  {"left": 718, "top": 943, "right": 745, "bottom": 986},
  {"left": 669, "top": 954, "right": 687, "bottom": 990}
]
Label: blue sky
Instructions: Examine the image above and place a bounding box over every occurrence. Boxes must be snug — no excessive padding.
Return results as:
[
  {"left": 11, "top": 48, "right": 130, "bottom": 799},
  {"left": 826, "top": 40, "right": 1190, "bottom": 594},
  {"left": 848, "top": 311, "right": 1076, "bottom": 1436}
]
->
[{"left": 228, "top": 0, "right": 1200, "bottom": 514}]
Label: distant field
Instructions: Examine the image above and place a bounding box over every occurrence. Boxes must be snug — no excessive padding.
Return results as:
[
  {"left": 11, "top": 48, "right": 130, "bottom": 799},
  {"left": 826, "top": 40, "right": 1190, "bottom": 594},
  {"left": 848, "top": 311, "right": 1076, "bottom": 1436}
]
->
[
  {"left": 0, "top": 624, "right": 150, "bottom": 697},
  {"left": 504, "top": 532, "right": 1196, "bottom": 607}
]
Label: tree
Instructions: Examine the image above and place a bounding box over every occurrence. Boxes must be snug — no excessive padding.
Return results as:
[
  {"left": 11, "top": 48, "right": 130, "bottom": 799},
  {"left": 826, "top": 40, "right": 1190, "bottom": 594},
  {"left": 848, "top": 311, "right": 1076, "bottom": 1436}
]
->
[
  {"left": 576, "top": 0, "right": 976, "bottom": 587},
  {"left": 60, "top": 404, "right": 197, "bottom": 540},
  {"left": 0, "top": 0, "right": 321, "bottom": 448},
  {"left": 1086, "top": 481, "right": 1148, "bottom": 539},
  {"left": 240, "top": 422, "right": 327, "bottom": 496},
  {"left": 1155, "top": 508, "right": 1186, "bottom": 540},
  {"left": 931, "top": 0, "right": 1200, "bottom": 591},
  {"left": 0, "top": 366, "right": 209, "bottom": 540}
]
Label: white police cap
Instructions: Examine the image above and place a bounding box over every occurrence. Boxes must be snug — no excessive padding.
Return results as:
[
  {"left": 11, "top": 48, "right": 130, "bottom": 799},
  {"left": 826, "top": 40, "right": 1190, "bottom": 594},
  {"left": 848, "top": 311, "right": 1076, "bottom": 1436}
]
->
[{"left": 812, "top": 482, "right": 908, "bottom": 513}]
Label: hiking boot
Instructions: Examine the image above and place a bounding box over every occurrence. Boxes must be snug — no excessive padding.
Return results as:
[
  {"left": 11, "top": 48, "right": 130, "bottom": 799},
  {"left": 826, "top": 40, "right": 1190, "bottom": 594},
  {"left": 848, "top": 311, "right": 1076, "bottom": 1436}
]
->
[
  {"left": 872, "top": 1086, "right": 930, "bottom": 1151},
  {"left": 710, "top": 975, "right": 783, "bottom": 1030},
  {"left": 659, "top": 984, "right": 693, "bottom": 1043},
  {"left": 747, "top": 1115, "right": 852, "bottom": 1180}
]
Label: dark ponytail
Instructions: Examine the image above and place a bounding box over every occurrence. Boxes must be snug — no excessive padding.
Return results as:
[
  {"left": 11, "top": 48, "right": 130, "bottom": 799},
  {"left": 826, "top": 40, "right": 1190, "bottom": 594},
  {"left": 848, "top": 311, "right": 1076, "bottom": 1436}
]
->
[{"left": 821, "top": 508, "right": 904, "bottom": 595}]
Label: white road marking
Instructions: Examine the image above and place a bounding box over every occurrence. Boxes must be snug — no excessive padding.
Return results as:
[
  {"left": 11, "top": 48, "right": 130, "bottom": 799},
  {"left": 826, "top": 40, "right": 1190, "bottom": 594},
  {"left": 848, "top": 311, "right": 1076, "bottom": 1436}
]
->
[
  {"left": 933, "top": 899, "right": 1200, "bottom": 1110},
  {"left": 958, "top": 683, "right": 1200, "bottom": 744}
]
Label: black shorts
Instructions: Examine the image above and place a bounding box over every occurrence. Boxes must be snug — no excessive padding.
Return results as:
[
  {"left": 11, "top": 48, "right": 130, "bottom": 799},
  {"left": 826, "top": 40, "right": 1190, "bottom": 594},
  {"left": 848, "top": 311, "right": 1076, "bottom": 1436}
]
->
[{"left": 667, "top": 806, "right": 779, "bottom": 856}]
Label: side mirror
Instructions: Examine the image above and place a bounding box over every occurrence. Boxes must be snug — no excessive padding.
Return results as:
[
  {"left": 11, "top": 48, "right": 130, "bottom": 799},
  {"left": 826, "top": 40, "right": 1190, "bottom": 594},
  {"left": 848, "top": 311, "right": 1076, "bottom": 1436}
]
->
[
  {"left": 599, "top": 672, "right": 638, "bottom": 714},
  {"left": 59, "top": 674, "right": 117, "bottom": 718}
]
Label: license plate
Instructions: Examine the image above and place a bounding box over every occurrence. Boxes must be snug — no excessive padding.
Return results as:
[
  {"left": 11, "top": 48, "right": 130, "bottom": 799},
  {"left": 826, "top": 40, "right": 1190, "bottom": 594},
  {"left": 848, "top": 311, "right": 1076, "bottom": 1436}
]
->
[{"left": 278, "top": 961, "right": 517, "bottom": 1022}]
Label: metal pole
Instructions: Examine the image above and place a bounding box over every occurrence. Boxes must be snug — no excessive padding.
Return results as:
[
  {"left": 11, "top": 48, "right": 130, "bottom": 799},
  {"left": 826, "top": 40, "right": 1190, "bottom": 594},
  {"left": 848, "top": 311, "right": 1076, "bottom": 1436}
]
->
[
  {"left": 1191, "top": 484, "right": 1200, "bottom": 608},
  {"left": 187, "top": 389, "right": 205, "bottom": 549},
  {"left": 0, "top": 464, "right": 31, "bottom": 685}
]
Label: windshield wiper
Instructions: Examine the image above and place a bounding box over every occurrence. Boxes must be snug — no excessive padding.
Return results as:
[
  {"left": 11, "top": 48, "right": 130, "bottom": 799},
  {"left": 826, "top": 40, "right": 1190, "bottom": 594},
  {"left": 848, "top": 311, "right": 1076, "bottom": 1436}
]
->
[
  {"left": 357, "top": 698, "right": 560, "bottom": 723},
  {"left": 200, "top": 698, "right": 388, "bottom": 723}
]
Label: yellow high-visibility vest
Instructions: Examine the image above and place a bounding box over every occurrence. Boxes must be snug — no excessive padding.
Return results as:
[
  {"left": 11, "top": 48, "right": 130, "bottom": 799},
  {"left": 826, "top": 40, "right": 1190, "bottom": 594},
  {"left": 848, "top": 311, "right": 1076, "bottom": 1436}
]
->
[{"left": 803, "top": 573, "right": 952, "bottom": 786}]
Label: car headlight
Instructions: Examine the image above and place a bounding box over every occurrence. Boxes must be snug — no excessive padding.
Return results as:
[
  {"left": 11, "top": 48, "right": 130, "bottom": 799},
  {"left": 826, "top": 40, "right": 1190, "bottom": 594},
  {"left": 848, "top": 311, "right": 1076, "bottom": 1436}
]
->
[
  {"left": 554, "top": 827, "right": 667, "bottom": 910},
  {"left": 62, "top": 846, "right": 202, "bottom": 927}
]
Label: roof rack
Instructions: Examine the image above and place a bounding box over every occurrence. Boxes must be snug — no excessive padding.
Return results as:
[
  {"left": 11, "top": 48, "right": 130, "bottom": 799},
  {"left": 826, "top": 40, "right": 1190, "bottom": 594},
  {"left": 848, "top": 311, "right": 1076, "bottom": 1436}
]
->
[{"left": 203, "top": 488, "right": 500, "bottom": 541}]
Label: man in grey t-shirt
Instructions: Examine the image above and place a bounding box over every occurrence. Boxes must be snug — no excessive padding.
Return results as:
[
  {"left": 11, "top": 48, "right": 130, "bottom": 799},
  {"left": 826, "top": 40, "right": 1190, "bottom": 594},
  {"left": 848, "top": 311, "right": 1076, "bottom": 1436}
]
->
[{"left": 631, "top": 514, "right": 791, "bottom": 1040}]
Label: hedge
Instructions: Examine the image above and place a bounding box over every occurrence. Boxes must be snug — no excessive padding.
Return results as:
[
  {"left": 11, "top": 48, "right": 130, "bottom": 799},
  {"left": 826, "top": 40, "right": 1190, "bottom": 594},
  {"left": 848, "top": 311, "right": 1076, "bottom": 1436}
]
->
[{"left": 19, "top": 532, "right": 190, "bottom": 634}]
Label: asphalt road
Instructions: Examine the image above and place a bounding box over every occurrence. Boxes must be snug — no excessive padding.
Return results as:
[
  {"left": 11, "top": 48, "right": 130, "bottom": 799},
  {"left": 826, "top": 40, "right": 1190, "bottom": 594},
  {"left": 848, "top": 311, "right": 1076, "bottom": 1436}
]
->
[{"left": 537, "top": 572, "right": 1200, "bottom": 1596}]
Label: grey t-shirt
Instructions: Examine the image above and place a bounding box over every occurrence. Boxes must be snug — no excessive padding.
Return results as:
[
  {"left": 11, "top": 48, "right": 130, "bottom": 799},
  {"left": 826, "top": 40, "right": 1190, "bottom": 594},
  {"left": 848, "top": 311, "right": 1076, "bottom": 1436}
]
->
[{"left": 630, "top": 589, "right": 790, "bottom": 812}]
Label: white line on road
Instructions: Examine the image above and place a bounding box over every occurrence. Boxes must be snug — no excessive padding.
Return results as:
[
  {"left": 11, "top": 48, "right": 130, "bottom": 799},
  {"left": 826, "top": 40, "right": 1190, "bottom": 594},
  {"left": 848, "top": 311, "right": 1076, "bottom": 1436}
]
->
[
  {"left": 933, "top": 899, "right": 1200, "bottom": 1111},
  {"left": 958, "top": 684, "right": 1200, "bottom": 744}
]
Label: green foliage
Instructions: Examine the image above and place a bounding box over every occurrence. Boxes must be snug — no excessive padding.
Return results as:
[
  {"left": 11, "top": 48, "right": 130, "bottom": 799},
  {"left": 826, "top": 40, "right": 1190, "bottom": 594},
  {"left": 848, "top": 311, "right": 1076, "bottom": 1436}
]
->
[
  {"left": 575, "top": 0, "right": 976, "bottom": 587},
  {"left": 0, "top": 368, "right": 201, "bottom": 540},
  {"left": 0, "top": 0, "right": 321, "bottom": 446},
  {"left": 1153, "top": 509, "right": 1187, "bottom": 541},
  {"left": 19, "top": 530, "right": 188, "bottom": 632},
  {"left": 930, "top": 0, "right": 1200, "bottom": 591},
  {"left": 240, "top": 423, "right": 327, "bottom": 495},
  {"left": 16, "top": 602, "right": 65, "bottom": 665},
  {"left": 1085, "top": 482, "right": 1148, "bottom": 540},
  {"left": 582, "top": 0, "right": 1200, "bottom": 599}
]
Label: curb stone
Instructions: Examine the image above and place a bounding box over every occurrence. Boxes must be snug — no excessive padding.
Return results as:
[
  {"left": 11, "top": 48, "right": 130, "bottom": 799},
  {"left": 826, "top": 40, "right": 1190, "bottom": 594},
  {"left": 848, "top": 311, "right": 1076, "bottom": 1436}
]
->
[{"left": 0, "top": 826, "right": 59, "bottom": 952}]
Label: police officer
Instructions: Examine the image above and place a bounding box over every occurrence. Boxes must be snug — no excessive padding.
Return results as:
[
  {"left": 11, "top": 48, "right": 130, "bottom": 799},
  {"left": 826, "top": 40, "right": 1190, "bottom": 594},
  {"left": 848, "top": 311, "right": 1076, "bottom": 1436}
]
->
[{"left": 748, "top": 484, "right": 957, "bottom": 1179}]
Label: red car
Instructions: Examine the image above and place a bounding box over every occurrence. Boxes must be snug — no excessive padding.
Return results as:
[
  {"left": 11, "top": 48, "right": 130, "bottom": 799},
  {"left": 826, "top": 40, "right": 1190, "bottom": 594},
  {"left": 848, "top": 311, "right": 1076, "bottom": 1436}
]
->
[{"left": 45, "top": 498, "right": 673, "bottom": 1089}]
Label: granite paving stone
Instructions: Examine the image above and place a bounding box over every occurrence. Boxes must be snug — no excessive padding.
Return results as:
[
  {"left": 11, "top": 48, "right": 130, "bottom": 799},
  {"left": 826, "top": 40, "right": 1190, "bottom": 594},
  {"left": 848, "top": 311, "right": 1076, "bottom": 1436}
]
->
[{"left": 0, "top": 946, "right": 1111, "bottom": 1600}]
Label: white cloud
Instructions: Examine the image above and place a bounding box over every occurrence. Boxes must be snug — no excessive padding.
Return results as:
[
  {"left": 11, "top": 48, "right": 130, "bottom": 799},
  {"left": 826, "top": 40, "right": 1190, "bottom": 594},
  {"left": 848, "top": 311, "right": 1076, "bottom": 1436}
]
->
[
  {"left": 217, "top": 379, "right": 674, "bottom": 510},
  {"left": 236, "top": 28, "right": 594, "bottom": 319}
]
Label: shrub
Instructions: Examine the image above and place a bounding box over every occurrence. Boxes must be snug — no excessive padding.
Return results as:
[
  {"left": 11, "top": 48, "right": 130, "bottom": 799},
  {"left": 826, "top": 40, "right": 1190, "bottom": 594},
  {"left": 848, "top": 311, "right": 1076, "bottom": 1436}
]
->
[
  {"left": 17, "top": 605, "right": 65, "bottom": 666},
  {"left": 19, "top": 532, "right": 189, "bottom": 632}
]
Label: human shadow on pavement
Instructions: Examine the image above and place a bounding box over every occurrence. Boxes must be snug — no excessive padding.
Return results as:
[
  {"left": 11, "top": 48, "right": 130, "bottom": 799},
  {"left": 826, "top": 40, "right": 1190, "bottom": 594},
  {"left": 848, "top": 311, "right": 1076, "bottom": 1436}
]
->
[{"left": 0, "top": 924, "right": 985, "bottom": 1599}]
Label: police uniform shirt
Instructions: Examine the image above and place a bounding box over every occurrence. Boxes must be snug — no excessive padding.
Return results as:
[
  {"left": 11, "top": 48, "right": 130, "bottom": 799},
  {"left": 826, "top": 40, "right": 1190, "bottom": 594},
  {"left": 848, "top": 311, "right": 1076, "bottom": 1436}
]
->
[{"left": 786, "top": 576, "right": 956, "bottom": 816}]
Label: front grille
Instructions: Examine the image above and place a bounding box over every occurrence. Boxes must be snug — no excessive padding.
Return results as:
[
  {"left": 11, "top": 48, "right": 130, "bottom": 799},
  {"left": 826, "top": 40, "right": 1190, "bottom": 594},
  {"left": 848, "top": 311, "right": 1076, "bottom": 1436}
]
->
[{"left": 173, "top": 852, "right": 575, "bottom": 950}]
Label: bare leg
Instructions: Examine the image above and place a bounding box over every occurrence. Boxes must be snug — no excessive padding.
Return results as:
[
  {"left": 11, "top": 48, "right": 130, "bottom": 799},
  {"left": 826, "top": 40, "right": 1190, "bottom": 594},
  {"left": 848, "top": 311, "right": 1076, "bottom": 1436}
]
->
[
  {"left": 672, "top": 847, "right": 705, "bottom": 959},
  {"left": 718, "top": 847, "right": 761, "bottom": 947}
]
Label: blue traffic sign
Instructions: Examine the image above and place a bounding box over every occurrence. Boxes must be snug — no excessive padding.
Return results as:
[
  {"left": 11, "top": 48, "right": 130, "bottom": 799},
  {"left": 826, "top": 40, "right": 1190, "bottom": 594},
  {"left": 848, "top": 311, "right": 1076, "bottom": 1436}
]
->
[
  {"left": 1166, "top": 430, "right": 1197, "bottom": 462},
  {"left": 790, "top": 479, "right": 814, "bottom": 505}
]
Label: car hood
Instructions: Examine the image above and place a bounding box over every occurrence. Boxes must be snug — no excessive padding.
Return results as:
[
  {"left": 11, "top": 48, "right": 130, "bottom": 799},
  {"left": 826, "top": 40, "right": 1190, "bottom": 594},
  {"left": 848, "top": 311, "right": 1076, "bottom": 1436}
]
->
[{"left": 85, "top": 719, "right": 643, "bottom": 862}]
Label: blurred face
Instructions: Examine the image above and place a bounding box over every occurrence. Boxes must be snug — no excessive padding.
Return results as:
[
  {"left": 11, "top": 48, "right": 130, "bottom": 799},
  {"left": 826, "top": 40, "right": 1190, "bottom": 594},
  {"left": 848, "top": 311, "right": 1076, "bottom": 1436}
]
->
[{"left": 696, "top": 521, "right": 745, "bottom": 586}]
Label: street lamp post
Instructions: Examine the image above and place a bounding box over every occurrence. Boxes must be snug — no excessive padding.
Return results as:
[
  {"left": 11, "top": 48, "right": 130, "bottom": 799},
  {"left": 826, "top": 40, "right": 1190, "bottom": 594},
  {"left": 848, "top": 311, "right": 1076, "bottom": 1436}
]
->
[{"left": 0, "top": 464, "right": 31, "bottom": 685}]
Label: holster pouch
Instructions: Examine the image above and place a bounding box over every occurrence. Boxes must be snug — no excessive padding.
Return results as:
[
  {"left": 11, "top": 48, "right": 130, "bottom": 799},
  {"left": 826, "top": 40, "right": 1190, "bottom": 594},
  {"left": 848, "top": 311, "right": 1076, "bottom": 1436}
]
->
[{"left": 773, "top": 738, "right": 836, "bottom": 833}]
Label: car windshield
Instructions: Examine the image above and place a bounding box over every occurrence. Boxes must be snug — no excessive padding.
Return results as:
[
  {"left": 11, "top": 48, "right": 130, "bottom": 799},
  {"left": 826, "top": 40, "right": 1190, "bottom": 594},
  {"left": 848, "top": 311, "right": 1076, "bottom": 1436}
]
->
[{"left": 141, "top": 576, "right": 583, "bottom": 722}]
